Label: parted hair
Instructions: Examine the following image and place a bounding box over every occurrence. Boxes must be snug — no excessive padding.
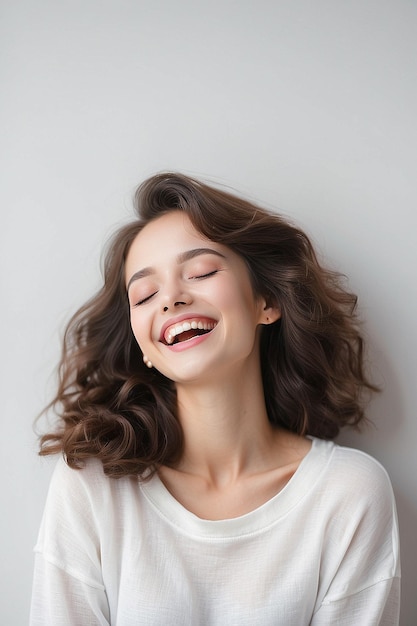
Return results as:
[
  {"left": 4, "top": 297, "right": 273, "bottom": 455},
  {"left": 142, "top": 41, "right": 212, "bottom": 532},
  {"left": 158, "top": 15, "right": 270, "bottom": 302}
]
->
[{"left": 39, "top": 172, "right": 376, "bottom": 477}]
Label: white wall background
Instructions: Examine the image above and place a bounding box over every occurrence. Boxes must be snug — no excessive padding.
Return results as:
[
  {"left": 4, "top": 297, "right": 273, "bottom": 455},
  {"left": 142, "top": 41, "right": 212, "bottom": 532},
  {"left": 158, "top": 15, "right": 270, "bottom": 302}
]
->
[{"left": 1, "top": 1, "right": 416, "bottom": 623}]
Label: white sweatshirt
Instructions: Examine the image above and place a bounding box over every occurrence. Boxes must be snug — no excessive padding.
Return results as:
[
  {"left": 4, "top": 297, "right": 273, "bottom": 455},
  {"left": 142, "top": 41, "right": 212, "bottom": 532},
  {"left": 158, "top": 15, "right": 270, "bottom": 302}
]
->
[{"left": 30, "top": 438, "right": 400, "bottom": 625}]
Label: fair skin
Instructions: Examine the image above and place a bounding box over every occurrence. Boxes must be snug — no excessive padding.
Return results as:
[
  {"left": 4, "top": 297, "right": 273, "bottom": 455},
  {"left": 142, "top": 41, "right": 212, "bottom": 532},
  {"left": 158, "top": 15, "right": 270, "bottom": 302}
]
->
[{"left": 125, "top": 211, "right": 311, "bottom": 520}]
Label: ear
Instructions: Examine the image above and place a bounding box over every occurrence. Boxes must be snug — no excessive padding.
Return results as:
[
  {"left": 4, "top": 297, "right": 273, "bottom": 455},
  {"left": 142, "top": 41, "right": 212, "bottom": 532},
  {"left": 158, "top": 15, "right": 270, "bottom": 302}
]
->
[{"left": 258, "top": 300, "right": 281, "bottom": 325}]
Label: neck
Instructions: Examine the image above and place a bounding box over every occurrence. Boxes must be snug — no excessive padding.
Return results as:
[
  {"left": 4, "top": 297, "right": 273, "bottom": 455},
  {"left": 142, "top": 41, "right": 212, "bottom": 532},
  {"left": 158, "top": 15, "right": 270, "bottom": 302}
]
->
[{"left": 174, "top": 362, "right": 278, "bottom": 485}]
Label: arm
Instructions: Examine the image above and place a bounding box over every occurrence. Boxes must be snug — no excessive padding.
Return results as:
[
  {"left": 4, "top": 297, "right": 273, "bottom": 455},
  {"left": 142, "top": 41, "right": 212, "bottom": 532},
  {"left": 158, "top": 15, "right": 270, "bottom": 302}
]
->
[
  {"left": 312, "top": 450, "right": 401, "bottom": 626},
  {"left": 30, "top": 458, "right": 111, "bottom": 625},
  {"left": 311, "top": 578, "right": 400, "bottom": 625},
  {"left": 30, "top": 554, "right": 110, "bottom": 626}
]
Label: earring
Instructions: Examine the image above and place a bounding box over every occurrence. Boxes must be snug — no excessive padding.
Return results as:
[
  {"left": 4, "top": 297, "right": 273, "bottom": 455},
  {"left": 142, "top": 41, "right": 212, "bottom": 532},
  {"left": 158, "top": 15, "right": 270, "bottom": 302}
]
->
[{"left": 143, "top": 354, "right": 153, "bottom": 368}]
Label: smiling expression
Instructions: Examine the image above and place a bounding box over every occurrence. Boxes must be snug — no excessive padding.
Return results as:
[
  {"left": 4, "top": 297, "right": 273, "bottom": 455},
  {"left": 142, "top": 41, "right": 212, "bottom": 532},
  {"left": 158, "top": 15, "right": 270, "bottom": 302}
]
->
[{"left": 125, "top": 211, "right": 279, "bottom": 384}]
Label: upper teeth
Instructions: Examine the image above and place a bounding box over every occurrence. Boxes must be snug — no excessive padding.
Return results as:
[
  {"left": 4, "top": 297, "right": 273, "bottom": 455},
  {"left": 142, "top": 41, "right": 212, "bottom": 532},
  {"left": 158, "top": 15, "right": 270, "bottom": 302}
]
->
[{"left": 165, "top": 320, "right": 216, "bottom": 344}]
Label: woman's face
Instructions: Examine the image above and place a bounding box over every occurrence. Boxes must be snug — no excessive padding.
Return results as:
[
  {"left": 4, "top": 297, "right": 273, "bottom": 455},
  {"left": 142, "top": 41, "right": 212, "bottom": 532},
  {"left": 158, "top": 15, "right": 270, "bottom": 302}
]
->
[{"left": 125, "top": 211, "right": 279, "bottom": 384}]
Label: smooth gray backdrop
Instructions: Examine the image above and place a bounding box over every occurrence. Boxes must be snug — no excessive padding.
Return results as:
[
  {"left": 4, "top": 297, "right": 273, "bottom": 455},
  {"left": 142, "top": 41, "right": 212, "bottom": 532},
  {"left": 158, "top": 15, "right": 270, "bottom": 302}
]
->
[{"left": 1, "top": 1, "right": 416, "bottom": 623}]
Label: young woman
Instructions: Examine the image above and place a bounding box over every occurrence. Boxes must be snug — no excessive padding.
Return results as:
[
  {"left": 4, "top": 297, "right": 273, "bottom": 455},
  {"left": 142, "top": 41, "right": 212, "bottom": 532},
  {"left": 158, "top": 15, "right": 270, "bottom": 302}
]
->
[{"left": 30, "top": 173, "right": 400, "bottom": 625}]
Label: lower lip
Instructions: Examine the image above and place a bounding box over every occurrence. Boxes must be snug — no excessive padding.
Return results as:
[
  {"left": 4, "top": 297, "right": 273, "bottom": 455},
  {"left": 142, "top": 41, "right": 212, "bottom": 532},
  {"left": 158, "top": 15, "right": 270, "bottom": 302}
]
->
[{"left": 164, "top": 330, "right": 214, "bottom": 353}]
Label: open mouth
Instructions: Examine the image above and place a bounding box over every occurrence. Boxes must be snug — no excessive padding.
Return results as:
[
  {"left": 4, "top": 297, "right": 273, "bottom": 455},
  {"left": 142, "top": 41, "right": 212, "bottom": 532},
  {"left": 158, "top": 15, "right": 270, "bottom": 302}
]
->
[{"left": 162, "top": 318, "right": 217, "bottom": 345}]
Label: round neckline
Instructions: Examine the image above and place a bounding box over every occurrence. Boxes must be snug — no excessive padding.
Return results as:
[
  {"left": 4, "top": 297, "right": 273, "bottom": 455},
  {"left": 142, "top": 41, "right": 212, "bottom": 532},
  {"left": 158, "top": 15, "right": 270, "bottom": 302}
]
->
[{"left": 141, "top": 437, "right": 335, "bottom": 539}]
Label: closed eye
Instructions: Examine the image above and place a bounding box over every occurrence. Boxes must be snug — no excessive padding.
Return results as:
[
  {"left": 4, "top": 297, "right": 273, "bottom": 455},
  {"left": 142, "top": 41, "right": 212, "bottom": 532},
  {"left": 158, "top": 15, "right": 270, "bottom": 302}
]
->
[
  {"left": 193, "top": 270, "right": 219, "bottom": 280},
  {"left": 131, "top": 270, "right": 219, "bottom": 305},
  {"left": 134, "top": 291, "right": 158, "bottom": 306}
]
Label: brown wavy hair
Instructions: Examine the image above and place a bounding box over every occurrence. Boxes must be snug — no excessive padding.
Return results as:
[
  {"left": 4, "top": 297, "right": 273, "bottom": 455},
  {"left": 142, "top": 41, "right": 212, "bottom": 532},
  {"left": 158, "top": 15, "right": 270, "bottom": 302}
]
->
[{"left": 38, "top": 172, "right": 377, "bottom": 477}]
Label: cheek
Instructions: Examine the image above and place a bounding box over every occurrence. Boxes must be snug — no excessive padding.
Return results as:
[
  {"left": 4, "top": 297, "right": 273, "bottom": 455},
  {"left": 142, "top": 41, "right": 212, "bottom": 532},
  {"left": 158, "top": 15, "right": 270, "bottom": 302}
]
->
[
  {"left": 129, "top": 311, "right": 150, "bottom": 349},
  {"left": 222, "top": 281, "right": 257, "bottom": 313}
]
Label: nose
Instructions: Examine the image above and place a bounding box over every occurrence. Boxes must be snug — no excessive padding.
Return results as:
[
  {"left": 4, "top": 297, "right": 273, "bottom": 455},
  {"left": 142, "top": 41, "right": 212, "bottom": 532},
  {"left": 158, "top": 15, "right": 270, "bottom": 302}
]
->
[
  {"left": 163, "top": 300, "right": 187, "bottom": 312},
  {"left": 161, "top": 284, "right": 192, "bottom": 313}
]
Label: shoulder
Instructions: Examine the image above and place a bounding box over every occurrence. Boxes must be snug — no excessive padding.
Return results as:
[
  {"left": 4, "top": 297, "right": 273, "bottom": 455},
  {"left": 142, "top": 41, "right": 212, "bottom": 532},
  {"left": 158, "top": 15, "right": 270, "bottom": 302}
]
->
[
  {"left": 330, "top": 441, "right": 394, "bottom": 496},
  {"left": 48, "top": 456, "right": 108, "bottom": 504},
  {"left": 51, "top": 455, "right": 107, "bottom": 488},
  {"left": 309, "top": 438, "right": 398, "bottom": 520},
  {"left": 39, "top": 457, "right": 109, "bottom": 535},
  {"left": 36, "top": 456, "right": 142, "bottom": 554},
  {"left": 43, "top": 456, "right": 140, "bottom": 524},
  {"left": 313, "top": 437, "right": 394, "bottom": 488}
]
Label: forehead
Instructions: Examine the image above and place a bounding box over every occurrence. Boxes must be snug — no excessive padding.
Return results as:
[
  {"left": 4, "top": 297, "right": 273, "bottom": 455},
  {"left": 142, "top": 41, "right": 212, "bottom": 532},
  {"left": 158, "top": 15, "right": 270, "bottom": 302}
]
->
[
  {"left": 138, "top": 211, "right": 206, "bottom": 246},
  {"left": 125, "top": 212, "right": 217, "bottom": 274},
  {"left": 131, "top": 211, "right": 209, "bottom": 254}
]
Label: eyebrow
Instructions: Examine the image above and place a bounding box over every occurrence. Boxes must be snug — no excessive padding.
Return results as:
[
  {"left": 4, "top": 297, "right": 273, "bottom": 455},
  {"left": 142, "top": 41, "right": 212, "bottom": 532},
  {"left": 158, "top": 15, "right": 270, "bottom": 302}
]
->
[{"left": 126, "top": 247, "right": 226, "bottom": 292}]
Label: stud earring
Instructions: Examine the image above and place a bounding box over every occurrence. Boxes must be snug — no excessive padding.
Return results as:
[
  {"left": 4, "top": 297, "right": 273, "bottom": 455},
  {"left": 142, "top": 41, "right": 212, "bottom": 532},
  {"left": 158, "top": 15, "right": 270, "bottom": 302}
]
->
[{"left": 143, "top": 354, "right": 153, "bottom": 368}]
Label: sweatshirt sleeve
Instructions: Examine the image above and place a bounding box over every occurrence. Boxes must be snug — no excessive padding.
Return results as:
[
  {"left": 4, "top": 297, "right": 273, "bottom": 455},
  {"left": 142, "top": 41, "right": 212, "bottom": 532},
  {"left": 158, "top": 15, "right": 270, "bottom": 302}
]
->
[
  {"left": 311, "top": 448, "right": 401, "bottom": 626},
  {"left": 30, "top": 457, "right": 111, "bottom": 626},
  {"left": 311, "top": 577, "right": 400, "bottom": 625},
  {"left": 30, "top": 554, "right": 110, "bottom": 626}
]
